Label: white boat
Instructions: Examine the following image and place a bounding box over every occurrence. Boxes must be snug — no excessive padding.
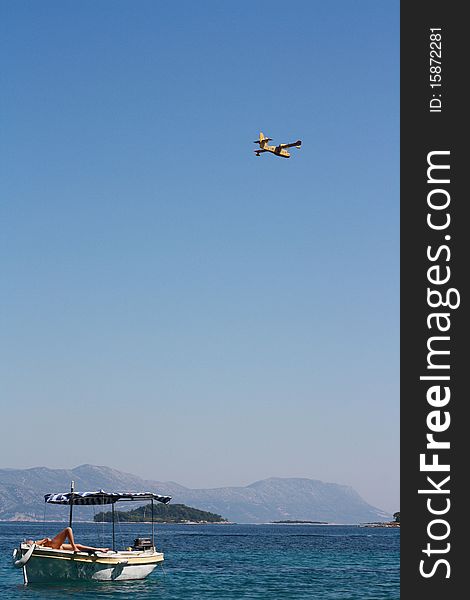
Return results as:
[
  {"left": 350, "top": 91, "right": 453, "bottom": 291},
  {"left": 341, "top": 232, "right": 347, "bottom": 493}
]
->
[{"left": 12, "top": 485, "right": 171, "bottom": 584}]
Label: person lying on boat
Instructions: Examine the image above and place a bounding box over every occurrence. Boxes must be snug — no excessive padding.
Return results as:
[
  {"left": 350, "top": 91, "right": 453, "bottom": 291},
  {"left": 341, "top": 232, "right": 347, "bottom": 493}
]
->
[{"left": 27, "top": 527, "right": 110, "bottom": 553}]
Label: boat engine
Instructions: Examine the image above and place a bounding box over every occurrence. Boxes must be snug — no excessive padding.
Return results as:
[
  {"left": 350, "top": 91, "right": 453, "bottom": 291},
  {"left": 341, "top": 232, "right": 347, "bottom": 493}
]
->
[{"left": 133, "top": 538, "right": 153, "bottom": 551}]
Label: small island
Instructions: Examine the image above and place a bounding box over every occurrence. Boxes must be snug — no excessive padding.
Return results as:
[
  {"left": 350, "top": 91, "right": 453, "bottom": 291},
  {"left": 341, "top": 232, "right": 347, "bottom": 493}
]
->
[
  {"left": 360, "top": 511, "right": 400, "bottom": 528},
  {"left": 271, "top": 520, "right": 328, "bottom": 524},
  {"left": 94, "top": 503, "right": 227, "bottom": 524}
]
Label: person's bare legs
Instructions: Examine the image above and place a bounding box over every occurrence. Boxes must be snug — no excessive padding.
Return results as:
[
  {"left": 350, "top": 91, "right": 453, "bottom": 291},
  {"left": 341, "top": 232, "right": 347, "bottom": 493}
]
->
[
  {"left": 49, "top": 527, "right": 79, "bottom": 551},
  {"left": 47, "top": 527, "right": 110, "bottom": 553}
]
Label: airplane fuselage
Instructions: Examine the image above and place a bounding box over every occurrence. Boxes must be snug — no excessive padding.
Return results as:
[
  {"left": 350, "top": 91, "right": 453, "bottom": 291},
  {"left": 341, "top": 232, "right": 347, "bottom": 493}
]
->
[{"left": 262, "top": 144, "right": 290, "bottom": 158}]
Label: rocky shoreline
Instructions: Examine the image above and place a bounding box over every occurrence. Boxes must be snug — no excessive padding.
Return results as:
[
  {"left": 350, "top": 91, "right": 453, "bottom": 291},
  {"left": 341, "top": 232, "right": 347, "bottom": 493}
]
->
[{"left": 360, "top": 521, "right": 400, "bottom": 528}]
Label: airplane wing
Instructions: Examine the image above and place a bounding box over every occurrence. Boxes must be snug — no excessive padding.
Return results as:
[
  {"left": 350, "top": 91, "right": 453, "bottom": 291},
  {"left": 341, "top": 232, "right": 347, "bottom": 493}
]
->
[
  {"left": 254, "top": 149, "right": 267, "bottom": 155},
  {"left": 279, "top": 140, "right": 302, "bottom": 149}
]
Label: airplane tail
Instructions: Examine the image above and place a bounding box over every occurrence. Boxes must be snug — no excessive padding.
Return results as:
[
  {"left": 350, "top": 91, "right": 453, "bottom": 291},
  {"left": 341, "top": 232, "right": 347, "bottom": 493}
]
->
[{"left": 254, "top": 132, "right": 272, "bottom": 146}]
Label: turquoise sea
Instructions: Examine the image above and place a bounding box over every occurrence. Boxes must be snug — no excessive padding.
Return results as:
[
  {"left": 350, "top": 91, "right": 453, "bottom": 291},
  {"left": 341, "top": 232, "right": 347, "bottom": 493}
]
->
[{"left": 1, "top": 522, "right": 399, "bottom": 599}]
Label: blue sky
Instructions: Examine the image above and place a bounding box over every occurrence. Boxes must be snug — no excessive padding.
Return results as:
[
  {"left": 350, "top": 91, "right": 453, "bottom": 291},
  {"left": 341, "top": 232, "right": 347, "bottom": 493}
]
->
[{"left": 0, "top": 1, "right": 399, "bottom": 513}]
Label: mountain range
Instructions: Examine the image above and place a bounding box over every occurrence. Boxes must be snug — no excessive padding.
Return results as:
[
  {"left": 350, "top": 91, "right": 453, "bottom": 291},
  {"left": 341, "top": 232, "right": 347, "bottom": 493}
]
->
[{"left": 0, "top": 464, "right": 390, "bottom": 524}]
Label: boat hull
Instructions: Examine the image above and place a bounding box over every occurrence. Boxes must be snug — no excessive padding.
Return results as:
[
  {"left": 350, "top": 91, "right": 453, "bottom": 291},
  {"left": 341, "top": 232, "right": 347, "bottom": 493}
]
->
[{"left": 15, "top": 544, "right": 163, "bottom": 584}]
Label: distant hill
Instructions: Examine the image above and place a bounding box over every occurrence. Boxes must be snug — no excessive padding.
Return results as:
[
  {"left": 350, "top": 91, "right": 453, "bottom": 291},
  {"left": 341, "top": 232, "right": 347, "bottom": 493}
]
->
[
  {"left": 0, "top": 464, "right": 390, "bottom": 524},
  {"left": 94, "top": 503, "right": 227, "bottom": 523}
]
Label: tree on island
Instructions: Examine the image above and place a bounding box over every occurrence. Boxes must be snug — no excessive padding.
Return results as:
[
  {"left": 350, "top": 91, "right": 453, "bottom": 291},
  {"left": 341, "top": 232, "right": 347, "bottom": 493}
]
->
[
  {"left": 94, "top": 503, "right": 227, "bottom": 524},
  {"left": 393, "top": 512, "right": 400, "bottom": 523}
]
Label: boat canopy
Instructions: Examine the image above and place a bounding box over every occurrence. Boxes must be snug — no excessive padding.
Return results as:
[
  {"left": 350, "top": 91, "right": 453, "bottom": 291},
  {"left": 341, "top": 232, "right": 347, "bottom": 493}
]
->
[{"left": 44, "top": 491, "right": 172, "bottom": 506}]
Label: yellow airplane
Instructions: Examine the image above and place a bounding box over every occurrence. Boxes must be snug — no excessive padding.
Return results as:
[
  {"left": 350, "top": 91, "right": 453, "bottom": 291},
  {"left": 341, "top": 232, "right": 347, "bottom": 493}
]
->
[{"left": 253, "top": 132, "right": 302, "bottom": 158}]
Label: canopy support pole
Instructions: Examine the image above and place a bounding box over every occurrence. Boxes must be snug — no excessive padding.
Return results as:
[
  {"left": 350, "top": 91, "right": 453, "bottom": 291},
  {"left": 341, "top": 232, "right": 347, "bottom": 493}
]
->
[
  {"left": 151, "top": 498, "right": 154, "bottom": 548},
  {"left": 112, "top": 503, "right": 115, "bottom": 551},
  {"left": 68, "top": 481, "right": 74, "bottom": 528}
]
